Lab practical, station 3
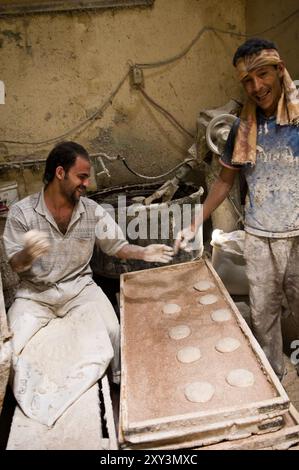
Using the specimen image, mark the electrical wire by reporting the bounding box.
[121,157,196,180]
[122,155,243,223]
[135,9,299,69]
[0,152,119,169]
[135,26,210,69]
[0,8,297,148]
[138,87,195,139]
[0,69,130,146]
[90,152,120,161]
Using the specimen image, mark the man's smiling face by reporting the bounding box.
[242,63,284,117]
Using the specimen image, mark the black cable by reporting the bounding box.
[135,9,299,69]
[0,69,130,146]
[0,8,297,147]
[121,157,196,180]
[135,26,209,69]
[139,87,195,139]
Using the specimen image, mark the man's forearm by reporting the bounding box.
[191,170,236,231]
[115,243,174,263]
[10,249,34,273]
[115,244,146,260]
[203,178,233,221]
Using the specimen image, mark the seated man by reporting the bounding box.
[4,141,173,425]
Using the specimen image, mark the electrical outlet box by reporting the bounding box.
[130,66,144,88]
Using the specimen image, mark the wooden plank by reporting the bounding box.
[7,383,105,449]
[121,414,285,450]
[122,406,299,450]
[101,374,118,450]
[198,405,299,450]
[0,272,12,414]
[119,259,289,448]
[0,230,19,310]
[0,1,154,15]
[0,270,11,342]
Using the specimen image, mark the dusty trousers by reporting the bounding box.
[7,280,120,425]
[244,233,299,379]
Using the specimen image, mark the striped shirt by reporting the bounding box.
[3,190,128,295]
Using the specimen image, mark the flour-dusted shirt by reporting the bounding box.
[3,190,128,299]
[220,111,299,238]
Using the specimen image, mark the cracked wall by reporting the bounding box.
[0,0,246,193]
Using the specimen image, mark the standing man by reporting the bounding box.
[176,38,299,380]
[4,141,173,425]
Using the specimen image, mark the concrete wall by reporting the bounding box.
[0,0,245,195]
[246,0,299,80]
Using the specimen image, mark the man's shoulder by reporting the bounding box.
[80,196,98,210]
[80,196,101,220]
[10,192,41,214]
[80,196,116,222]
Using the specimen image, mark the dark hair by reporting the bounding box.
[233,38,278,66]
[43,141,90,185]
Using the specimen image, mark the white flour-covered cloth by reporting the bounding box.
[8,281,118,426]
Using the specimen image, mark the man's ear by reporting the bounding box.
[277,62,285,78]
[56,166,65,180]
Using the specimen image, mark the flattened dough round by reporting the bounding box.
[211,308,232,322]
[184,381,215,403]
[177,346,201,364]
[168,325,191,340]
[226,369,254,388]
[215,337,240,353]
[162,303,181,315]
[194,280,215,292]
[198,294,218,305]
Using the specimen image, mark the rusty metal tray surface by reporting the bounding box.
[119,259,289,448]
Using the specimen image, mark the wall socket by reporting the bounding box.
[130,66,144,88]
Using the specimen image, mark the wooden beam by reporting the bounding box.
[0,1,154,16]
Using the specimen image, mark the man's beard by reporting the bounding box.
[66,185,86,204]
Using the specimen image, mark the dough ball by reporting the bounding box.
[162,303,181,315]
[177,346,201,364]
[23,230,50,258]
[184,381,215,403]
[168,325,191,340]
[215,337,240,353]
[198,294,218,305]
[211,308,232,322]
[226,369,254,388]
[23,229,48,246]
[193,280,215,292]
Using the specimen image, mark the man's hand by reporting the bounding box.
[10,230,50,273]
[142,244,174,263]
[174,227,196,254]
[23,230,50,260]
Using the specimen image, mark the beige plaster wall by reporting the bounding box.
[0,0,245,194]
[246,0,299,79]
